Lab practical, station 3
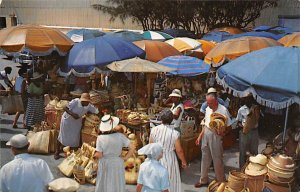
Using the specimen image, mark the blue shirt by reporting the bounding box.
[200,97,225,113]
[138,159,170,192]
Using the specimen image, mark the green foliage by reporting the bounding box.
[92,0,277,35]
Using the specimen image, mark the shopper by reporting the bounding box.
[0,66,13,90]
[94,115,135,192]
[137,143,170,192]
[0,134,54,192]
[150,109,187,192]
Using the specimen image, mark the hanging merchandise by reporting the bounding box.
[153,73,167,100]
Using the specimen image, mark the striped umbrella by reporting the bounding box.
[143,31,173,41]
[278,32,300,47]
[166,37,202,53]
[158,55,210,76]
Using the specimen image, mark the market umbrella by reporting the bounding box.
[197,40,216,55]
[104,31,144,42]
[212,27,244,34]
[228,31,283,40]
[205,36,282,67]
[62,36,145,74]
[278,32,300,47]
[66,29,105,43]
[142,31,173,41]
[107,57,174,72]
[133,40,182,62]
[253,26,273,31]
[158,55,210,76]
[254,26,294,34]
[0,25,74,56]
[216,46,300,109]
[166,37,202,53]
[162,29,198,39]
[201,31,232,43]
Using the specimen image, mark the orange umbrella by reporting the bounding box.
[212,27,244,34]
[0,25,74,56]
[197,40,216,55]
[205,36,282,67]
[278,32,300,47]
[133,40,182,62]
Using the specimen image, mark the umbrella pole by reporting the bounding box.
[282,106,289,148]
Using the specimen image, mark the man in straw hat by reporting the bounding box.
[0,134,54,192]
[163,89,184,133]
[54,93,99,160]
[194,91,232,188]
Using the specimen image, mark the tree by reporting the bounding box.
[92,0,277,35]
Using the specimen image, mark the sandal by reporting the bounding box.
[12,124,18,129]
[194,182,209,188]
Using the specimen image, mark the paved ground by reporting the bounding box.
[0,55,269,192]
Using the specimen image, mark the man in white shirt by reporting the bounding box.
[0,134,54,192]
[195,92,232,188]
[236,97,260,168]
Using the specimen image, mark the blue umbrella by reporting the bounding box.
[217,46,300,109]
[201,31,232,42]
[162,29,198,39]
[158,55,210,76]
[253,26,273,31]
[253,26,294,35]
[61,36,145,74]
[228,31,282,40]
[66,29,105,42]
[104,31,144,42]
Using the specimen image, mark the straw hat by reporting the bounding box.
[245,162,268,176]
[207,87,217,94]
[99,115,120,132]
[80,93,91,102]
[249,154,268,166]
[169,89,182,98]
[48,177,80,192]
[55,100,69,111]
[210,112,227,124]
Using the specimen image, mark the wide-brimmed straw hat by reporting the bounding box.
[55,100,69,111]
[169,89,182,98]
[249,154,268,166]
[245,162,268,176]
[80,93,91,102]
[99,115,120,132]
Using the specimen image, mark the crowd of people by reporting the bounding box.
[0,76,296,191]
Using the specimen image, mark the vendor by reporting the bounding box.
[163,89,184,133]
[54,93,99,160]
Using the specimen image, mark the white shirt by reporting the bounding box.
[170,103,184,128]
[0,153,54,192]
[204,103,232,128]
[236,105,250,127]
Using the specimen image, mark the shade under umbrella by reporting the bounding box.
[278,32,300,47]
[205,36,282,67]
[62,36,145,74]
[107,57,174,72]
[0,25,74,56]
[105,31,144,42]
[66,29,105,42]
[158,55,210,76]
[133,40,182,62]
[217,46,300,109]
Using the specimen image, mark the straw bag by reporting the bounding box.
[73,165,85,184]
[58,153,77,177]
[1,95,24,114]
[243,105,260,134]
[49,129,58,153]
[181,116,195,138]
[27,130,50,154]
[84,160,97,185]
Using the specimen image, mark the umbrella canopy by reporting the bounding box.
[64,36,145,73]
[133,40,182,62]
[197,40,216,55]
[0,25,74,56]
[107,57,174,72]
[166,37,202,53]
[201,31,232,43]
[66,29,105,42]
[228,31,283,40]
[254,26,294,34]
[212,27,244,34]
[205,36,282,67]
[104,31,144,42]
[162,29,198,39]
[142,31,173,41]
[217,46,300,109]
[158,55,210,76]
[278,32,300,47]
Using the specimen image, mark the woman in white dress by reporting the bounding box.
[94,115,135,192]
[55,93,99,160]
[150,110,187,192]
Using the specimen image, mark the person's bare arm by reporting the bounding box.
[63,106,79,119]
[175,139,187,168]
[122,143,135,161]
[136,184,143,192]
[195,128,205,146]
[173,107,182,120]
[93,151,103,160]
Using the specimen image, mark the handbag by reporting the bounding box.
[1,94,24,114]
[49,129,58,153]
[27,130,50,154]
[181,116,195,138]
[58,153,78,177]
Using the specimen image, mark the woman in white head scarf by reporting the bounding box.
[136,143,170,192]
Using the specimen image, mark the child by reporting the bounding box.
[136,143,170,192]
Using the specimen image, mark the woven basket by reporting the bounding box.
[227,171,247,192]
[73,165,85,184]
